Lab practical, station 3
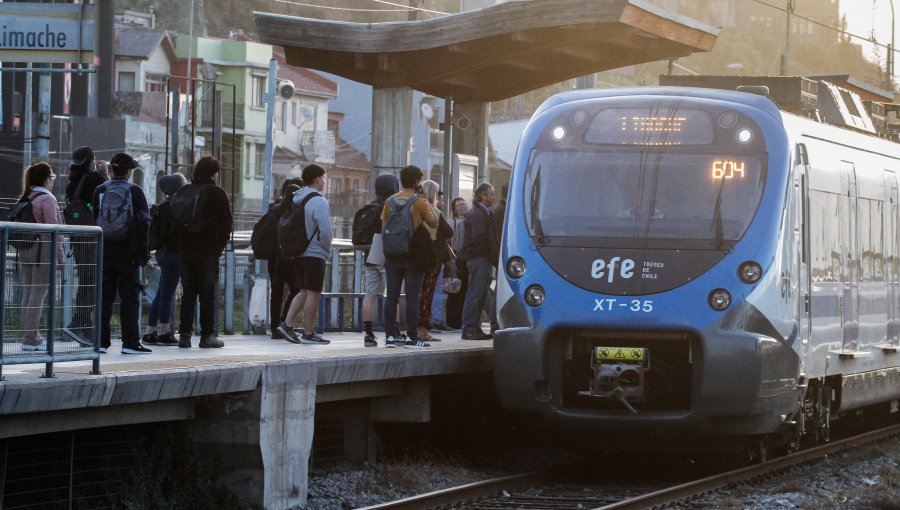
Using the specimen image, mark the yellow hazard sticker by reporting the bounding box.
[594,346,645,361]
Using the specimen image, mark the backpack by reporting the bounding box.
[148,200,172,251]
[97,180,134,241]
[381,195,418,257]
[6,192,46,249]
[277,192,321,259]
[351,201,382,247]
[63,172,96,226]
[250,202,280,261]
[167,184,208,236]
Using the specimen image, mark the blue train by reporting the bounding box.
[493,82,900,458]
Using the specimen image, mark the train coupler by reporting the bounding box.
[578,346,649,413]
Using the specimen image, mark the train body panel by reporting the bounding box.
[495,86,900,439]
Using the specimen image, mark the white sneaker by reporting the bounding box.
[385,336,399,348]
[22,341,47,351]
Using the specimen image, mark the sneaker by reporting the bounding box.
[199,335,225,348]
[461,331,493,340]
[271,329,284,340]
[142,332,158,345]
[99,347,108,354]
[22,341,47,351]
[156,332,179,346]
[404,338,431,349]
[276,322,302,344]
[122,343,152,354]
[299,332,331,345]
[385,336,399,348]
[178,333,191,348]
[430,321,456,332]
[62,327,94,347]
[364,333,378,347]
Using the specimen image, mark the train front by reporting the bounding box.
[494,88,804,437]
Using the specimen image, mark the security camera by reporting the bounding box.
[277,79,295,100]
[454,114,472,131]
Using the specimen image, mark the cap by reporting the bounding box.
[70,146,95,167]
[110,153,139,171]
[158,173,187,196]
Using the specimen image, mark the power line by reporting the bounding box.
[367,0,448,16]
[271,0,408,13]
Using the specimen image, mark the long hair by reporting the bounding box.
[420,179,439,204]
[472,182,494,205]
[20,162,53,201]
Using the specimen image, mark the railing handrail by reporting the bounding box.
[0,222,103,235]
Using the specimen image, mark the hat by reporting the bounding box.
[159,173,187,196]
[110,153,139,171]
[70,146,95,167]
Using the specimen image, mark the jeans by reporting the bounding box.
[148,249,181,327]
[101,257,141,348]
[431,265,444,323]
[384,261,425,339]
[461,257,493,334]
[179,254,219,336]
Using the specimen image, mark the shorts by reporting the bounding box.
[365,265,387,296]
[296,256,326,293]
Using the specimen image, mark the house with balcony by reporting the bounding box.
[326,111,372,238]
[172,34,337,213]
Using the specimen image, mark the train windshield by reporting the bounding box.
[524,150,765,247]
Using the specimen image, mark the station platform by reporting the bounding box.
[0,330,494,508]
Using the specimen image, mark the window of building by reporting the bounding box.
[118,72,136,92]
[255,143,266,178]
[145,73,166,92]
[328,177,342,195]
[278,102,287,132]
[292,102,298,126]
[251,75,266,108]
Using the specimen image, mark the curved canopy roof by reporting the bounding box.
[253,0,718,103]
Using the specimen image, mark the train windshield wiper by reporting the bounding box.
[712,177,727,252]
[530,165,544,238]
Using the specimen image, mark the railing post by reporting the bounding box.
[243,264,252,334]
[330,247,340,330]
[1,226,7,380]
[44,231,58,378]
[224,244,235,335]
[92,228,103,375]
[62,243,74,331]
[353,250,363,331]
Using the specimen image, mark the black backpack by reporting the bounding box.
[351,201,382,247]
[381,195,418,257]
[148,200,172,251]
[277,192,321,259]
[6,192,46,249]
[63,173,96,226]
[167,183,208,236]
[250,202,280,261]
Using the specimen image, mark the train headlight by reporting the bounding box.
[507,257,526,279]
[738,261,762,283]
[525,285,545,307]
[708,289,732,311]
[736,128,754,144]
[551,126,567,141]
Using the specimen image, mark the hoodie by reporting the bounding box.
[293,186,333,260]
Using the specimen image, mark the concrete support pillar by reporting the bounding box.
[370,87,413,198]
[452,102,491,185]
[190,365,316,509]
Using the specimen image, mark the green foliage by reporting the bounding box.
[112,424,242,510]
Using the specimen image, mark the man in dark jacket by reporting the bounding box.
[269,178,304,339]
[62,146,108,346]
[174,155,233,349]
[91,153,152,354]
[460,182,499,340]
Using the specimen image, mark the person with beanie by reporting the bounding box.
[142,173,187,347]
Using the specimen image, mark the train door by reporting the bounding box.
[840,162,860,351]
[886,171,899,346]
[796,145,811,360]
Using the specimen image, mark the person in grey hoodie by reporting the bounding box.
[280,164,333,345]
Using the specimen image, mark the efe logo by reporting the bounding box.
[591,257,635,283]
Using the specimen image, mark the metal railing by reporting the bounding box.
[1,222,102,379]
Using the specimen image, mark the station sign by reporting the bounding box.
[0,3,95,64]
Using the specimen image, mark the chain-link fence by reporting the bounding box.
[1,222,102,379]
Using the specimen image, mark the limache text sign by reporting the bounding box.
[0,3,95,64]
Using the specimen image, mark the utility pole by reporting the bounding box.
[889,0,895,90]
[408,0,421,21]
[780,0,794,76]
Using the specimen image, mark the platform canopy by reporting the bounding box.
[253,0,718,103]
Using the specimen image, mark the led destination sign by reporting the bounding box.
[587,108,714,145]
[712,160,745,179]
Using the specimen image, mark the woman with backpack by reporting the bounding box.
[142,173,187,347]
[16,162,65,351]
[414,180,454,343]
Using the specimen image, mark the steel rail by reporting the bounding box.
[593,423,900,510]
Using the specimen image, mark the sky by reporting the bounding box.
[842,1,896,67]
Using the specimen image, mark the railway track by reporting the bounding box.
[357,423,900,510]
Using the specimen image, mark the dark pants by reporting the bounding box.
[384,261,425,340]
[270,258,301,326]
[148,249,181,327]
[69,235,97,330]
[445,261,468,329]
[101,257,140,348]
[179,254,219,337]
[461,257,493,334]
